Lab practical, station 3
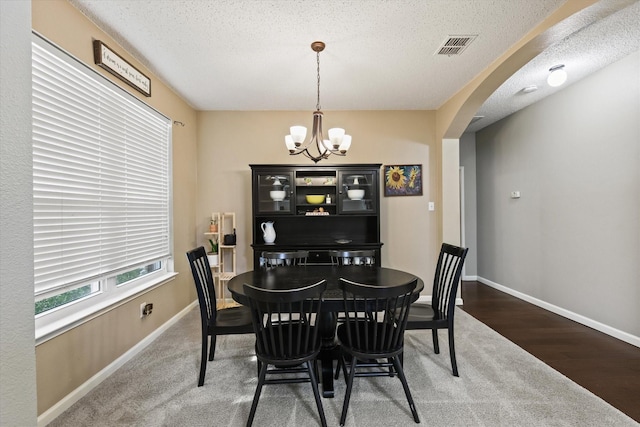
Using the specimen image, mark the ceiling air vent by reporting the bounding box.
[436,35,477,56]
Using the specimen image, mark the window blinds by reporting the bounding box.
[32,34,171,297]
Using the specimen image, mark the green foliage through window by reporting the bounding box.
[35,262,162,315]
[116,269,143,285]
[35,285,92,315]
[116,262,161,285]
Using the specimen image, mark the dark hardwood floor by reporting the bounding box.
[460,281,640,423]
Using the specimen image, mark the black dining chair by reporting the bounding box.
[186,246,253,387]
[243,279,328,427]
[404,243,468,376]
[336,278,420,426]
[260,250,309,268]
[328,249,376,266]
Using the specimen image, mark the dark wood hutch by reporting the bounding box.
[250,164,382,269]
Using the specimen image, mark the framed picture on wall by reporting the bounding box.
[383,164,423,197]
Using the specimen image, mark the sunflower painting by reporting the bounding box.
[384,165,422,196]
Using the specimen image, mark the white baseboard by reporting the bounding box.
[477,276,640,348]
[37,301,198,427]
[463,274,478,281]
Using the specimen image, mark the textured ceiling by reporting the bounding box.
[68,0,640,132]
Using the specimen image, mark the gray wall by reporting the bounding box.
[0,0,38,425]
[475,50,640,339]
[460,132,478,278]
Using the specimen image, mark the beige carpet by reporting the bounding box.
[48,307,637,426]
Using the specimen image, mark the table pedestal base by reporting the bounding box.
[318,311,339,398]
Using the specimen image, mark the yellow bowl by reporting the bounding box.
[306,195,325,204]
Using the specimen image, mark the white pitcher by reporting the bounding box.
[261,221,276,244]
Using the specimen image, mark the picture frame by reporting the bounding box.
[93,40,151,97]
[384,164,423,197]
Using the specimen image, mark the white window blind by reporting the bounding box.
[32,34,171,297]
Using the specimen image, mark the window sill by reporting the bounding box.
[35,272,177,345]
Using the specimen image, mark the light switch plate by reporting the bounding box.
[510,191,521,199]
[428,202,435,211]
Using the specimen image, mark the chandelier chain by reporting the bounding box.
[316,50,321,111]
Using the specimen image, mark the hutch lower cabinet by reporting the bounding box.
[250,164,382,269]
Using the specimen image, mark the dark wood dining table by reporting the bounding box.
[227,265,424,398]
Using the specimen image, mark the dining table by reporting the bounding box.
[227,265,424,398]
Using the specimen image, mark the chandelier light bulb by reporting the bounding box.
[547,64,567,87]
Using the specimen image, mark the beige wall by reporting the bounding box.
[196,110,440,296]
[32,0,198,415]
